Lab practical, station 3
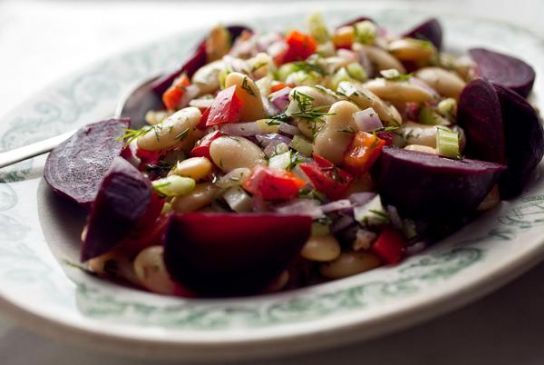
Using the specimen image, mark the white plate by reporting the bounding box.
[1,5,544,362]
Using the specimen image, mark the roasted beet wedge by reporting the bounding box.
[458,78,506,163]
[373,148,505,240]
[164,213,312,297]
[81,157,163,261]
[469,48,536,98]
[495,85,544,198]
[44,118,129,207]
[458,78,544,198]
[402,18,443,50]
[151,25,253,95]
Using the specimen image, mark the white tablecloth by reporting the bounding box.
[1,1,543,364]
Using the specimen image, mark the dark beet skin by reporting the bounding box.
[495,85,544,198]
[151,25,253,95]
[373,148,505,240]
[164,213,312,297]
[81,157,163,261]
[44,118,129,208]
[458,78,506,164]
[402,18,443,51]
[469,48,536,98]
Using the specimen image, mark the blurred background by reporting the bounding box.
[1,1,544,364]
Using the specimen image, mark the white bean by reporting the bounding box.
[287,85,339,116]
[169,157,213,181]
[353,43,406,73]
[400,122,438,147]
[171,183,219,212]
[215,167,252,189]
[388,38,436,63]
[320,252,381,279]
[363,78,435,103]
[404,144,438,155]
[209,136,265,172]
[313,100,360,164]
[225,72,266,122]
[337,81,402,126]
[192,60,225,94]
[133,246,176,295]
[87,250,139,285]
[137,107,201,151]
[415,67,466,99]
[301,235,341,262]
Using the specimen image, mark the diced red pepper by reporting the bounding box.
[299,154,354,200]
[243,166,306,201]
[343,131,386,174]
[136,147,162,166]
[277,30,318,64]
[206,85,243,126]
[196,107,210,130]
[162,74,191,110]
[190,130,223,159]
[371,228,406,265]
[270,82,288,93]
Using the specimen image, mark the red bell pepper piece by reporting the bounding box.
[191,130,223,159]
[162,74,191,110]
[299,154,354,200]
[278,30,317,64]
[371,228,406,265]
[206,85,242,126]
[196,107,210,130]
[343,131,386,174]
[243,166,306,201]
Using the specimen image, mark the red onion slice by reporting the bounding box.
[278,122,300,135]
[220,122,264,136]
[353,107,383,132]
[321,199,352,213]
[270,87,292,112]
[275,199,323,218]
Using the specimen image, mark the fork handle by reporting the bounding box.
[0,130,75,169]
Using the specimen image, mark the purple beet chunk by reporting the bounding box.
[458,78,506,164]
[402,18,443,51]
[151,25,253,95]
[44,118,129,208]
[164,213,312,297]
[373,148,505,239]
[495,84,544,198]
[469,48,536,98]
[337,16,375,28]
[81,157,153,261]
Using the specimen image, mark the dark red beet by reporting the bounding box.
[81,157,163,261]
[469,48,535,98]
[458,78,544,198]
[458,78,506,164]
[402,18,443,51]
[337,16,375,28]
[495,85,544,198]
[164,213,312,297]
[372,148,505,239]
[44,118,129,208]
[151,25,253,95]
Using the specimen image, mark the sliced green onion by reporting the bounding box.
[152,175,195,197]
[346,62,367,82]
[307,12,330,43]
[353,20,376,45]
[290,135,313,156]
[436,126,461,159]
[268,151,292,170]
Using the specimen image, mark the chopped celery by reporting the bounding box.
[346,62,367,82]
[152,175,195,197]
[307,12,330,43]
[331,67,353,89]
[353,195,390,227]
[436,126,461,159]
[285,70,321,86]
[418,105,440,125]
[290,135,314,156]
[311,221,331,236]
[316,41,336,57]
[268,151,292,170]
[353,20,376,45]
[277,63,298,81]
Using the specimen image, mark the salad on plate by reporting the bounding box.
[44,13,544,297]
